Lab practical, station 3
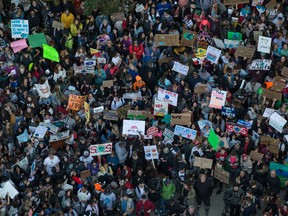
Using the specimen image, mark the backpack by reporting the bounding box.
[73,202,86,215]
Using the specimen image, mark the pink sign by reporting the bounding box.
[11,39,28,53]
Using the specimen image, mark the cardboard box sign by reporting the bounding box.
[269,139,279,155]
[154,34,180,47]
[181,30,197,47]
[265,0,277,9]
[235,46,255,59]
[224,0,249,5]
[80,170,91,179]
[171,113,192,125]
[262,88,282,101]
[214,167,230,184]
[260,135,271,145]
[194,84,208,94]
[281,67,288,78]
[250,151,264,161]
[102,80,114,88]
[194,157,213,169]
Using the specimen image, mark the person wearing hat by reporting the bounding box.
[133,75,146,91]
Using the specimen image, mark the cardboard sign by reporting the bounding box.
[146,126,158,136]
[174,125,197,140]
[270,78,286,92]
[103,110,118,121]
[250,151,264,161]
[90,143,112,156]
[52,20,64,29]
[49,130,70,142]
[171,113,191,126]
[250,59,272,70]
[163,128,174,140]
[214,167,230,184]
[172,61,189,76]
[281,66,288,78]
[260,135,272,145]
[157,88,178,106]
[269,112,287,133]
[235,46,255,59]
[68,95,87,111]
[122,120,145,135]
[154,34,179,47]
[265,0,277,9]
[117,105,130,118]
[206,46,221,64]
[209,89,227,109]
[144,145,159,160]
[158,57,173,65]
[269,139,279,155]
[257,36,272,54]
[80,170,91,179]
[194,83,208,94]
[110,12,125,21]
[127,110,146,120]
[262,88,282,101]
[154,99,168,117]
[226,122,248,136]
[102,80,114,88]
[11,19,29,38]
[181,30,196,46]
[194,157,213,169]
[253,31,262,42]
[224,0,249,5]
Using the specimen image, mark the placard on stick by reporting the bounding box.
[235,46,255,59]
[250,151,264,161]
[214,167,229,184]
[194,157,213,169]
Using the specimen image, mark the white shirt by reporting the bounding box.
[43,155,60,175]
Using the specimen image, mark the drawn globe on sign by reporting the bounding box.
[219,140,224,147]
[165,95,170,99]
[233,126,241,133]
[183,32,194,41]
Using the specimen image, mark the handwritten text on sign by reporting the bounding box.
[11,19,29,38]
[90,143,112,156]
[174,125,197,140]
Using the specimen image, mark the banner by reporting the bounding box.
[250,59,272,70]
[163,128,174,140]
[257,36,272,54]
[226,122,248,136]
[28,33,47,48]
[144,145,159,160]
[214,167,230,184]
[209,89,227,109]
[33,126,47,139]
[181,30,196,46]
[84,102,90,123]
[35,80,51,98]
[194,157,213,169]
[90,143,112,156]
[17,129,29,143]
[11,19,29,38]
[221,106,235,117]
[122,120,145,135]
[68,95,87,111]
[10,39,28,53]
[171,113,192,125]
[213,38,225,49]
[157,88,178,106]
[269,112,287,133]
[235,46,255,59]
[205,46,221,64]
[154,99,168,117]
[49,130,70,142]
[172,61,189,76]
[154,34,179,47]
[174,125,197,140]
[43,44,59,62]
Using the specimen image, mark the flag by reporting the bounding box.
[208,129,219,150]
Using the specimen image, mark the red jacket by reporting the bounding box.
[136,200,156,216]
[129,44,144,60]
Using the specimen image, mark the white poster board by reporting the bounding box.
[122,120,145,135]
[205,46,221,64]
[213,38,225,49]
[157,88,178,106]
[35,80,51,98]
[90,143,112,156]
[33,126,48,138]
[174,125,197,140]
[172,61,189,76]
[93,106,104,113]
[249,59,272,70]
[11,19,29,38]
[49,130,70,142]
[209,89,227,109]
[263,108,275,118]
[257,36,272,54]
[154,98,168,116]
[269,112,287,133]
[1,181,19,199]
[144,145,159,160]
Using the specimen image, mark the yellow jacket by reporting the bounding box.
[70,23,83,37]
[61,12,74,29]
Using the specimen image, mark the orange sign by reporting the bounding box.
[68,95,87,111]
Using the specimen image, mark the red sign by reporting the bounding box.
[146,126,159,136]
[226,122,248,136]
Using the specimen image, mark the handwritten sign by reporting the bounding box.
[11,19,29,38]
[157,88,178,106]
[224,0,249,5]
[265,0,277,9]
[281,66,288,78]
[154,34,179,47]
[122,120,145,135]
[163,128,174,141]
[102,80,114,88]
[154,99,168,117]
[260,135,272,145]
[257,36,272,54]
[127,110,146,120]
[172,61,189,76]
[209,89,227,109]
[194,83,208,94]
[214,167,230,184]
[144,145,159,160]
[250,151,264,161]
[90,143,112,156]
[269,139,279,155]
[194,157,213,169]
[103,110,118,121]
[235,46,255,59]
[68,95,87,111]
[49,130,70,142]
[226,122,248,136]
[262,88,282,101]
[181,30,196,46]
[171,113,191,125]
[250,59,272,70]
[206,46,221,64]
[269,112,287,133]
[174,125,197,140]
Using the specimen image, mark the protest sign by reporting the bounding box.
[90,143,112,156]
[253,31,262,41]
[263,108,275,118]
[197,120,212,129]
[237,120,252,129]
[28,33,47,48]
[208,129,219,150]
[281,66,288,78]
[154,34,179,46]
[174,125,197,140]
[102,80,114,88]
[228,32,242,41]
[262,88,282,101]
[18,156,29,171]
[84,102,90,123]
[43,44,59,62]
[271,81,286,93]
[10,39,28,53]
[33,126,47,139]
[146,126,158,136]
[97,57,106,64]
[194,83,208,94]
[226,122,248,136]
[257,36,272,54]
[157,88,178,106]
[158,57,174,65]
[127,110,146,120]
[223,0,249,5]
[35,80,51,98]
[171,113,192,125]
[221,106,235,117]
[249,59,272,70]
[11,19,29,38]
[154,99,168,117]
[123,92,142,100]
[163,128,174,141]
[194,157,213,169]
[235,46,256,59]
[269,112,287,133]
[265,0,277,9]
[181,30,196,46]
[224,39,241,49]
[260,135,272,145]
[17,129,29,143]
[49,130,70,142]
[144,135,153,140]
[256,5,266,14]
[270,162,288,187]
[240,6,250,16]
[209,89,227,109]
[250,151,264,161]
[122,120,145,135]
[103,110,118,121]
[117,105,130,118]
[214,167,230,184]
[84,60,96,73]
[39,122,59,134]
[195,48,207,58]
[205,46,221,64]
[68,95,87,111]
[172,61,189,76]
[93,106,104,114]
[110,12,125,21]
[213,38,225,49]
[80,170,91,179]
[52,20,64,29]
[218,137,229,149]
[1,181,19,199]
[269,139,279,155]
[196,34,212,49]
[144,145,159,160]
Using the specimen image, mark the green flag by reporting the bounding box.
[43,44,59,62]
[28,33,47,48]
[208,129,219,150]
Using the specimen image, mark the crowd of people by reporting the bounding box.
[1,0,288,215]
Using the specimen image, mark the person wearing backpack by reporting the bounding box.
[111,94,125,110]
